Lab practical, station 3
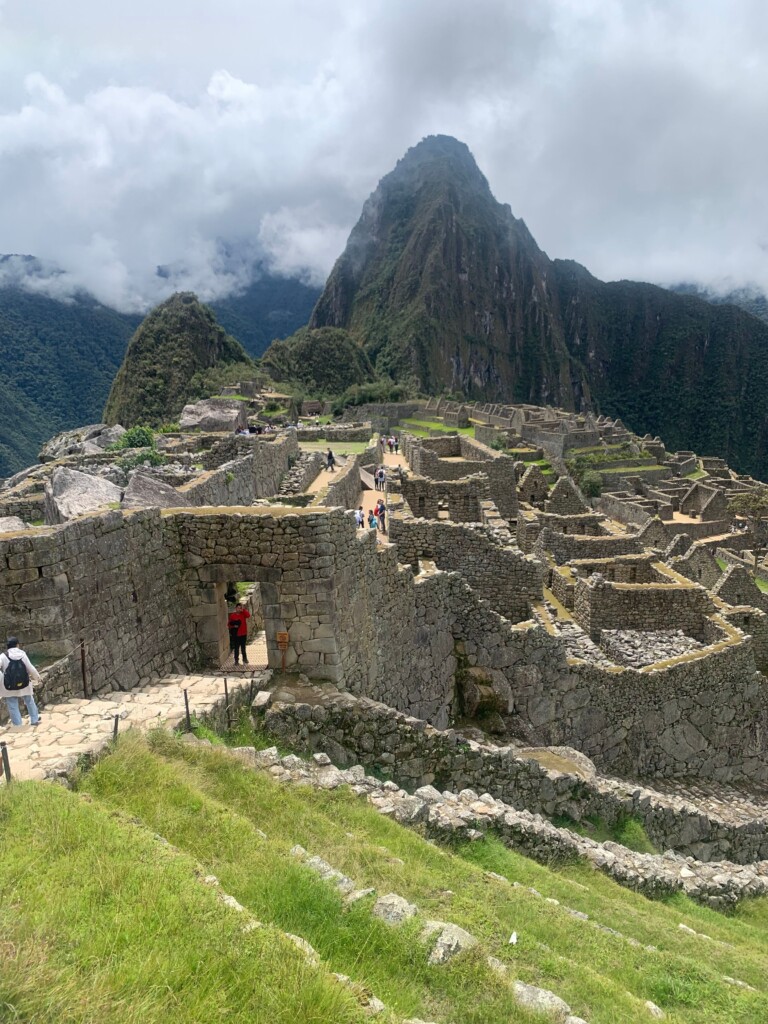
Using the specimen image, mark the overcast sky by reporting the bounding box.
[1,0,767,311]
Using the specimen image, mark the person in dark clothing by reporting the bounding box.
[227,602,251,664]
[326,449,336,472]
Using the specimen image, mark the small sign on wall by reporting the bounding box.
[276,631,289,650]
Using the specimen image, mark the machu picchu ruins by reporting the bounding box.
[2,389,768,930]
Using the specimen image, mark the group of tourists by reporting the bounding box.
[1,637,41,727]
[355,500,387,534]
[379,435,399,454]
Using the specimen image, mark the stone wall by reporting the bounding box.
[179,432,298,506]
[265,694,768,863]
[0,491,46,523]
[518,512,607,552]
[170,509,460,725]
[2,496,766,786]
[0,510,198,704]
[535,528,643,565]
[401,474,489,522]
[598,493,657,527]
[519,426,600,456]
[296,425,372,443]
[403,435,518,521]
[313,453,362,510]
[278,451,324,496]
[340,402,425,428]
[573,575,715,641]
[388,512,543,622]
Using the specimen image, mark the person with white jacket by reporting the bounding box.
[1,637,41,727]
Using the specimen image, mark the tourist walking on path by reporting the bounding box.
[355,506,365,528]
[326,449,336,472]
[394,437,399,455]
[368,509,378,531]
[377,500,387,534]
[228,602,251,665]
[377,467,386,491]
[1,637,41,727]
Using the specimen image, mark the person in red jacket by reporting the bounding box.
[227,602,251,665]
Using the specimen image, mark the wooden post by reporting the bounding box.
[276,631,289,673]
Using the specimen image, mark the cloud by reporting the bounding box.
[0,0,767,310]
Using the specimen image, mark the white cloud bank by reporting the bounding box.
[0,0,767,310]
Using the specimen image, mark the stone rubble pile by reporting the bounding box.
[599,630,703,669]
[556,622,614,667]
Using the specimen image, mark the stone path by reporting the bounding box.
[219,633,269,673]
[354,449,408,546]
[0,671,260,783]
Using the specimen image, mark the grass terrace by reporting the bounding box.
[300,440,372,455]
[400,418,474,436]
[2,730,767,1023]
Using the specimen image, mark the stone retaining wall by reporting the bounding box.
[264,694,768,864]
[179,432,297,506]
[296,425,372,442]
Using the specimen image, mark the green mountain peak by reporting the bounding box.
[103,292,252,427]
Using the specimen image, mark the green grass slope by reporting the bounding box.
[2,731,764,1024]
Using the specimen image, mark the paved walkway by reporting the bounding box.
[220,633,269,673]
[355,449,408,546]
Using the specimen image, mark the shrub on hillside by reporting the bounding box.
[581,470,603,498]
[110,425,155,450]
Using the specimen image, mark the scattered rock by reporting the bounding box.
[421,920,477,964]
[92,424,126,449]
[372,892,418,925]
[44,466,122,523]
[513,981,571,1021]
[38,423,107,462]
[179,398,248,432]
[284,932,320,964]
[644,1001,665,1019]
[121,470,191,510]
[0,516,28,532]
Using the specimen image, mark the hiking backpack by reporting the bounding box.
[3,657,29,691]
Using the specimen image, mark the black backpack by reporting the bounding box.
[4,657,29,691]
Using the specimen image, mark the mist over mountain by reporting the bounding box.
[669,282,768,325]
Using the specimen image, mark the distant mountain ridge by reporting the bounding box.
[311,134,768,477]
[0,267,319,475]
[669,282,768,324]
